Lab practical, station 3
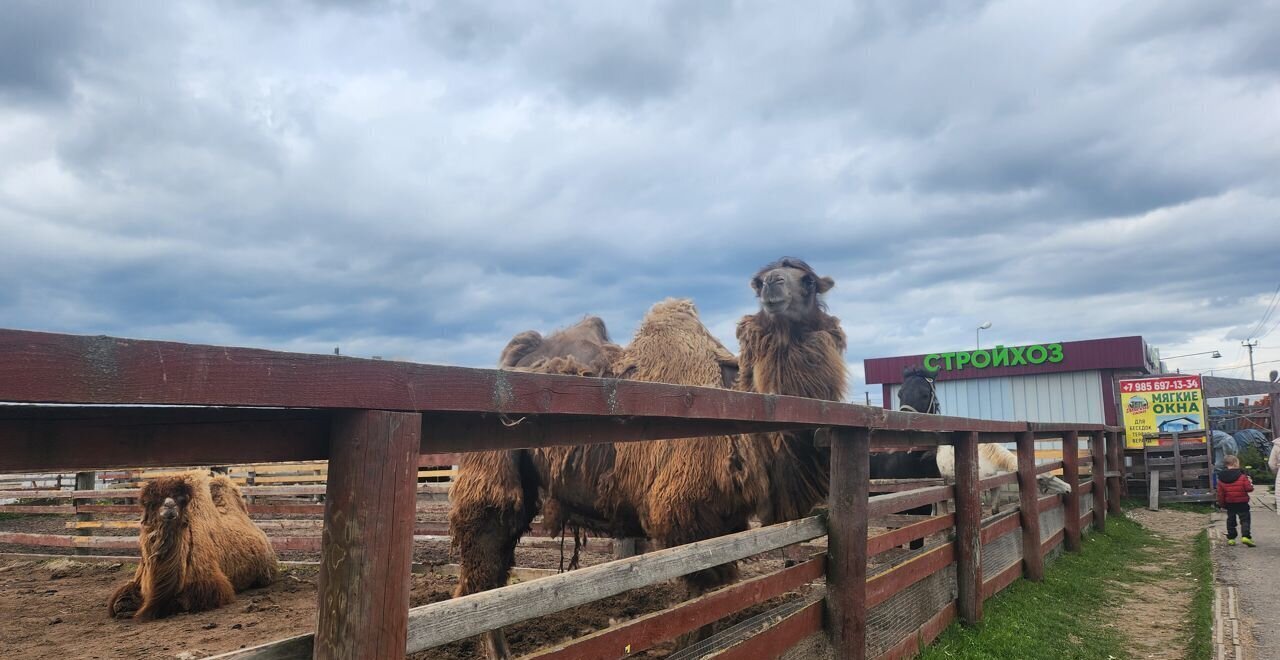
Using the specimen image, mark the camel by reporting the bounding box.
[449,258,847,658]
[108,471,277,620]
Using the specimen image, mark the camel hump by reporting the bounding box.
[209,475,249,515]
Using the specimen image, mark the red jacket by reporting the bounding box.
[1217,469,1254,506]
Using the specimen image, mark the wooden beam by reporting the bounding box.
[1015,431,1044,582]
[1106,431,1123,515]
[979,511,1020,546]
[401,517,826,653]
[827,428,870,660]
[421,412,813,454]
[315,410,421,660]
[1035,460,1064,475]
[524,555,824,660]
[0,408,330,472]
[868,514,954,557]
[980,561,1022,601]
[953,431,983,625]
[703,596,825,660]
[867,543,954,609]
[866,485,954,518]
[978,471,1018,490]
[0,328,1034,430]
[1061,430,1082,552]
[876,603,956,660]
[1090,431,1107,532]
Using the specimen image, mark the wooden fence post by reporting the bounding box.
[1091,431,1106,532]
[1015,431,1044,581]
[1062,431,1082,552]
[827,427,869,659]
[73,471,95,556]
[315,410,420,660]
[954,431,983,624]
[1107,431,1123,514]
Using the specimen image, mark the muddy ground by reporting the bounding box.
[0,552,817,659]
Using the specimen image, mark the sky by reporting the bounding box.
[3,0,1279,403]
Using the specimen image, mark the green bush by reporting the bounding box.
[1237,445,1274,484]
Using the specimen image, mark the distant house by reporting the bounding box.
[1158,417,1201,432]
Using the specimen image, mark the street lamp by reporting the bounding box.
[1162,350,1222,360]
[976,321,992,350]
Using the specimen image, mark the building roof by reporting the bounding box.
[864,335,1156,385]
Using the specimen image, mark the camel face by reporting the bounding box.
[141,477,194,527]
[750,258,834,323]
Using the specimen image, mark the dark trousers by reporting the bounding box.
[1225,502,1252,539]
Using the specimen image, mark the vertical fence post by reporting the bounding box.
[315,410,421,660]
[1090,431,1106,532]
[1107,431,1123,514]
[73,471,95,556]
[1062,431,1082,552]
[1015,430,1044,581]
[954,431,983,624]
[827,428,869,659]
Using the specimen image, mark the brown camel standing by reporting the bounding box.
[448,259,846,658]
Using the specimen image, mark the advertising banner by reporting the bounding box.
[1118,375,1205,449]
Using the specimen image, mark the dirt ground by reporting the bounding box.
[1109,508,1211,660]
[0,552,814,659]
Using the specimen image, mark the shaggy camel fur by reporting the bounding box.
[108,471,277,620]
[450,260,847,657]
[736,257,847,525]
[450,300,768,657]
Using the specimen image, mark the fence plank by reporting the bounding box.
[866,485,954,518]
[867,543,954,609]
[315,410,420,660]
[868,514,954,557]
[1016,431,1044,581]
[1107,431,1123,514]
[1091,431,1106,532]
[702,596,825,660]
[525,555,824,660]
[954,431,983,625]
[828,428,869,659]
[400,516,825,653]
[1061,430,1082,552]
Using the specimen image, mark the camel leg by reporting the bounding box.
[107,576,143,619]
[452,509,524,659]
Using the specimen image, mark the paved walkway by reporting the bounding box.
[1213,490,1280,660]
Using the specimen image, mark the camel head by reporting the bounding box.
[898,366,940,414]
[140,476,195,528]
[499,316,623,378]
[750,257,835,324]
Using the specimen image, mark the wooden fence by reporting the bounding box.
[0,328,1126,659]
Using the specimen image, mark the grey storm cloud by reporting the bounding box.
[2,0,1279,394]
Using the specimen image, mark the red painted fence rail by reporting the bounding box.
[0,328,1124,659]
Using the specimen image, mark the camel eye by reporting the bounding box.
[801,275,814,288]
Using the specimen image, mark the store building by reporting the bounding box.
[863,336,1161,425]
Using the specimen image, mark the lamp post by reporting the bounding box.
[1162,350,1222,360]
[1161,350,1221,374]
[976,321,992,350]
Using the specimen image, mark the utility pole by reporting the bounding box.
[865,391,871,406]
[1243,340,1258,380]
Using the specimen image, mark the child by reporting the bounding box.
[1217,454,1255,546]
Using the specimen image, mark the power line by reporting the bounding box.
[1248,281,1280,339]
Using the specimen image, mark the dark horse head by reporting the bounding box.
[898,366,939,414]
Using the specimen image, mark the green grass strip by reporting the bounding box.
[1186,530,1213,660]
[919,516,1161,660]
